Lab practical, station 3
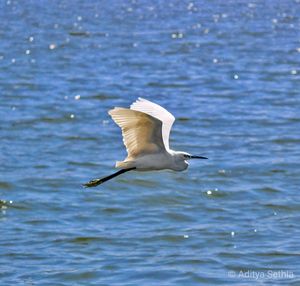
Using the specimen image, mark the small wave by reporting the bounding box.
[69,31,90,37]
[0,181,12,190]
[260,187,280,193]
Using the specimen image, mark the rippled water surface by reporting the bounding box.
[1,0,300,285]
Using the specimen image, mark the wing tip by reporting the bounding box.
[108,107,127,116]
[130,97,143,109]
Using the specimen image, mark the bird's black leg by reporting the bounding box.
[83,167,136,187]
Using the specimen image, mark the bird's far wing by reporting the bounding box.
[130,98,175,150]
[108,108,165,160]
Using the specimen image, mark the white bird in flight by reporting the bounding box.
[84,98,207,187]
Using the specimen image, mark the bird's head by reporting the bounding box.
[175,151,208,162]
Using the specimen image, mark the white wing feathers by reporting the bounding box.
[108,107,165,160]
[130,98,175,150]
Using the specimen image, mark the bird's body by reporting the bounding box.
[84,98,207,187]
[123,150,188,172]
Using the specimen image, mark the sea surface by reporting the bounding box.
[1,0,300,285]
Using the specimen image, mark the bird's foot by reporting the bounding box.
[82,178,103,188]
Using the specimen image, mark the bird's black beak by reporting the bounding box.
[190,155,208,159]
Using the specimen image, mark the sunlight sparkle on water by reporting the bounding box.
[49,44,56,50]
[291,70,297,75]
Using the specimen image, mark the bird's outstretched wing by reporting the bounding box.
[108,108,165,159]
[130,98,175,150]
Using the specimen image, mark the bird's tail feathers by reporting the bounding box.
[115,160,135,169]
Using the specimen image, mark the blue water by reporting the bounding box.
[1,0,300,285]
